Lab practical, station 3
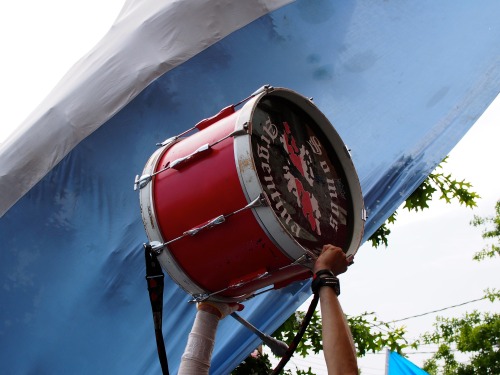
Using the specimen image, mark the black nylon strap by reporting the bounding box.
[311,270,340,296]
[269,292,320,375]
[144,244,169,375]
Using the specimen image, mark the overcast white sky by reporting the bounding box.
[1,2,499,374]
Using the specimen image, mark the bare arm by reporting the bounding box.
[314,245,358,375]
[178,302,242,375]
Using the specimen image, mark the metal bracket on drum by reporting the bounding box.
[134,129,249,191]
[184,215,225,236]
[344,144,353,158]
[147,241,166,255]
[155,85,272,146]
[134,86,274,191]
[250,84,274,98]
[189,253,314,303]
[169,128,248,170]
[169,143,211,169]
[156,135,178,148]
[134,174,153,190]
[145,194,267,254]
[189,270,270,303]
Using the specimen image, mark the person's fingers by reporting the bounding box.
[197,301,244,319]
[315,244,349,275]
[346,254,355,265]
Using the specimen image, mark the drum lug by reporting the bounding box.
[147,241,165,255]
[250,84,274,97]
[184,215,226,236]
[195,105,236,131]
[227,194,267,218]
[190,294,210,303]
[134,174,152,190]
[361,208,367,221]
[156,136,178,147]
[249,194,268,209]
[344,144,352,158]
[170,143,211,169]
[229,128,249,137]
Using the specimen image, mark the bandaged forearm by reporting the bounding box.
[178,310,219,375]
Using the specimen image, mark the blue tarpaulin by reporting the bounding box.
[1,1,499,374]
[387,351,429,375]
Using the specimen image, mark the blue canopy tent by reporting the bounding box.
[1,1,499,373]
[386,351,430,375]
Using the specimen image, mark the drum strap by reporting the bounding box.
[144,244,170,375]
[269,292,320,375]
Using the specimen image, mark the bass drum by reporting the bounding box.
[137,86,365,302]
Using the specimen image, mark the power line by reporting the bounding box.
[367,295,490,328]
[389,296,488,323]
[366,347,460,355]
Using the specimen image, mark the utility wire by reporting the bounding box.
[390,296,488,323]
[366,295,490,328]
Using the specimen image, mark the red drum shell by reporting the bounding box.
[139,87,364,302]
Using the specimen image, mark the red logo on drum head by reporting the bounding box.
[282,121,321,235]
[251,96,352,255]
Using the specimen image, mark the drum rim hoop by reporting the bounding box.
[234,86,365,261]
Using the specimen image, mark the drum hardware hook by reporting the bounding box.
[225,194,267,219]
[156,124,201,148]
[230,271,270,289]
[344,144,352,158]
[275,254,312,273]
[188,271,271,303]
[209,128,248,150]
[189,293,211,303]
[246,286,275,299]
[146,241,165,255]
[291,254,313,266]
[156,136,177,147]
[134,161,171,190]
[249,84,274,98]
[134,174,152,191]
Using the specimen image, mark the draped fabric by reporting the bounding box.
[387,351,430,375]
[1,1,499,374]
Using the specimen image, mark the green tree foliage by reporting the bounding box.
[471,200,500,261]
[421,311,500,374]
[270,310,416,358]
[369,157,480,248]
[231,346,314,375]
[421,202,500,374]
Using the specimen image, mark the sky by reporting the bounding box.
[1,1,499,374]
